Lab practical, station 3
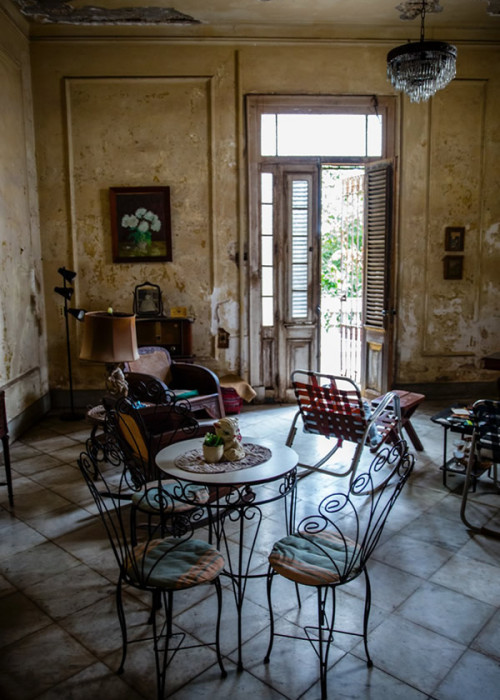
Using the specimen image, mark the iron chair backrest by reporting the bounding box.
[105,390,200,486]
[78,424,210,588]
[459,399,500,537]
[471,399,500,464]
[294,440,414,581]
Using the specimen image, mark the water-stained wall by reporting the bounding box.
[0,10,48,429]
[4,31,499,411]
[31,43,240,393]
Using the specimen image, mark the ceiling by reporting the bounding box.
[5,0,500,41]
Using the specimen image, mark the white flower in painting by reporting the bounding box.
[121,214,138,228]
[120,207,162,248]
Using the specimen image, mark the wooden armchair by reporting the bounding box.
[124,346,225,419]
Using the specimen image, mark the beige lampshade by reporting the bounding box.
[80,311,139,363]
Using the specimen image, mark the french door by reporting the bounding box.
[259,165,320,400]
[247,95,396,401]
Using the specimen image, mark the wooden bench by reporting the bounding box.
[372,390,425,452]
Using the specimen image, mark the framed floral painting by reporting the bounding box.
[109,186,172,263]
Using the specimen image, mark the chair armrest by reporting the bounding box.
[370,391,402,434]
[124,372,170,402]
[170,362,221,395]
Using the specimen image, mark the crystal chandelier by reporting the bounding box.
[387,1,457,103]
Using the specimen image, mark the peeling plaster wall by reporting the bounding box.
[28,38,500,396]
[0,8,48,425]
[398,50,500,385]
[31,43,239,391]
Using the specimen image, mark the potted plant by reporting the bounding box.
[202,432,224,463]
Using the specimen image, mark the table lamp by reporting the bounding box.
[80,310,139,396]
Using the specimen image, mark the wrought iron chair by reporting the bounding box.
[286,370,402,482]
[460,399,500,538]
[264,440,414,699]
[106,390,232,518]
[78,417,227,699]
[100,393,219,535]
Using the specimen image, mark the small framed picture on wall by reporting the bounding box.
[444,226,465,252]
[443,255,463,280]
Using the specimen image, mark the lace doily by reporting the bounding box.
[174,443,272,474]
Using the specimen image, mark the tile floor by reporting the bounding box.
[0,400,499,699]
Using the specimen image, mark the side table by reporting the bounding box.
[430,406,474,487]
[0,390,14,506]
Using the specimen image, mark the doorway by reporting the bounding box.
[320,166,365,383]
[246,95,396,401]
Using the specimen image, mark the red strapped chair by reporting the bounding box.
[286,370,401,482]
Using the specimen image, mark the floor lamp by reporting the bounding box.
[54,267,86,421]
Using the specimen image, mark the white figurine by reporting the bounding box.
[214,416,245,461]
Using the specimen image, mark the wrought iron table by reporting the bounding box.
[156,436,298,670]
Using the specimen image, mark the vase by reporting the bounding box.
[203,444,224,463]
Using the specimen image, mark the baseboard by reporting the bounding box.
[7,393,51,442]
[50,389,105,410]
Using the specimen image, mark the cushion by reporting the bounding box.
[118,413,149,460]
[131,479,210,513]
[269,531,361,586]
[127,350,173,385]
[128,537,224,589]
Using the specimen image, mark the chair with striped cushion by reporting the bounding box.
[264,440,414,700]
[78,424,226,699]
[286,370,401,483]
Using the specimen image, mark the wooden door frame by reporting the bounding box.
[246,94,397,399]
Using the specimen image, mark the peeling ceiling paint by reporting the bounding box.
[12,1,199,25]
[8,0,500,28]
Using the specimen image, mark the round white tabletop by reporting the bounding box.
[155,436,298,486]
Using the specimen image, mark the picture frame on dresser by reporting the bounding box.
[133,281,163,317]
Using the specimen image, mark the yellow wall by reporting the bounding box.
[0,9,48,427]
[1,12,499,422]
[31,42,241,393]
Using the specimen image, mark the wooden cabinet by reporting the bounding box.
[135,317,193,359]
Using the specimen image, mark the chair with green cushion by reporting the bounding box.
[124,345,225,419]
[78,422,226,699]
[264,440,414,700]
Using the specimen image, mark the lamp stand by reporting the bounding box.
[60,277,84,422]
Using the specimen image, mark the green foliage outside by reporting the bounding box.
[321,168,364,330]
